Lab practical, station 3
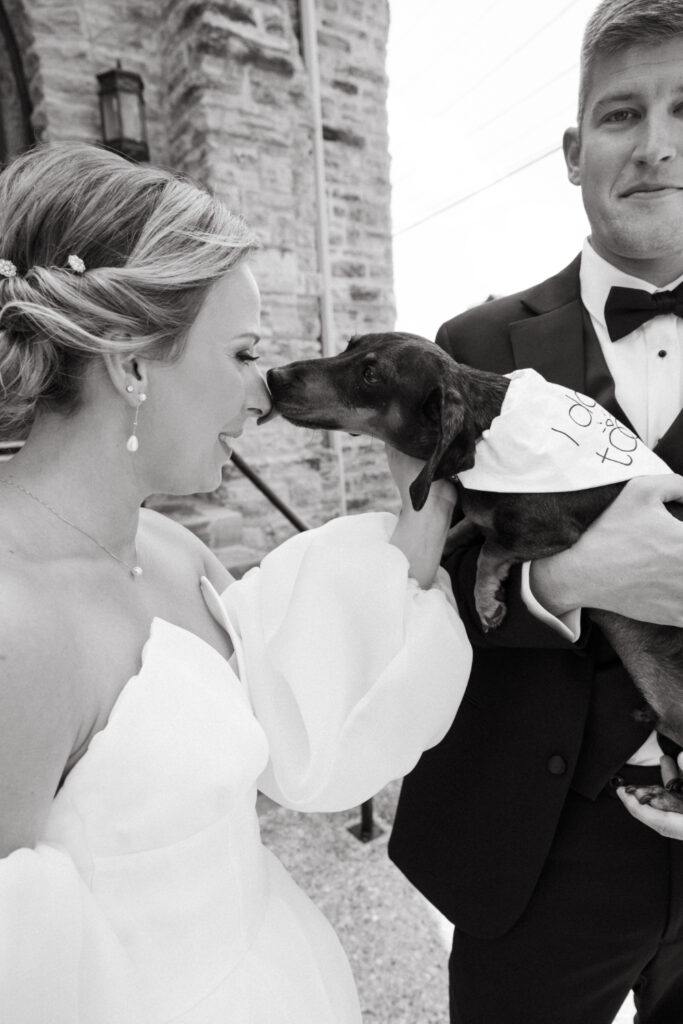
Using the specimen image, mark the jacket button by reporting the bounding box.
[547,755,567,776]
[609,774,625,789]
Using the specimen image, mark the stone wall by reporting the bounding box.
[2,0,398,554]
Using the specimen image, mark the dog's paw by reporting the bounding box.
[475,586,508,632]
[482,604,507,631]
[626,784,683,815]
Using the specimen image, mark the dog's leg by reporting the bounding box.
[589,609,683,748]
[626,752,683,814]
[474,541,520,631]
[621,784,683,813]
[474,529,580,632]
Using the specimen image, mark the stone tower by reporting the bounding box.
[0,0,397,562]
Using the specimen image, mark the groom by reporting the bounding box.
[390,1,683,1021]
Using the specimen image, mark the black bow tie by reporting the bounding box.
[604,281,683,342]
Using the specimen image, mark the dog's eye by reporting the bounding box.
[362,365,380,384]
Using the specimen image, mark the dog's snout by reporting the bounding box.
[266,365,299,398]
[266,360,333,426]
[266,365,289,387]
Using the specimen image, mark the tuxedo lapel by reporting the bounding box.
[509,300,586,392]
[509,256,586,392]
[508,254,637,434]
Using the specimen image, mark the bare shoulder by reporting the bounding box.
[0,568,80,855]
[139,506,234,593]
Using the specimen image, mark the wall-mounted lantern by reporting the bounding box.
[97,61,149,162]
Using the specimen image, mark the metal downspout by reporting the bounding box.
[299,0,348,516]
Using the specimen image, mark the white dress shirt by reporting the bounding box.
[521,238,683,765]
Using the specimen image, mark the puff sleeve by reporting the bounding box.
[219,512,471,812]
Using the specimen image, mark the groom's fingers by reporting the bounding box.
[660,754,680,790]
[617,787,683,840]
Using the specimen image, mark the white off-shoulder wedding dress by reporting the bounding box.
[0,513,471,1023]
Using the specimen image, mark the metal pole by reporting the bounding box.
[347,796,383,843]
[300,1,380,843]
[230,450,311,533]
[231,446,378,842]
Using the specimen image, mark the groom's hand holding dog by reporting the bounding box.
[531,473,683,626]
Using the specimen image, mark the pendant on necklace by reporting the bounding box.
[131,565,144,578]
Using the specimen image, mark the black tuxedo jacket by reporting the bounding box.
[388,255,683,939]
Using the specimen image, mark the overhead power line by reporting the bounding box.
[473,62,578,135]
[389,0,508,107]
[429,0,583,124]
[391,62,577,190]
[393,145,562,237]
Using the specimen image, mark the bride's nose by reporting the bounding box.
[247,364,272,420]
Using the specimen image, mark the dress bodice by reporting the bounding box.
[49,616,268,854]
[44,617,272,1021]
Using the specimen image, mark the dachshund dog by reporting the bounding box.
[267,331,683,807]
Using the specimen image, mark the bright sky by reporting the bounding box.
[386,0,599,338]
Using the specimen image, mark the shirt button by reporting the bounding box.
[658,350,668,358]
[547,755,567,776]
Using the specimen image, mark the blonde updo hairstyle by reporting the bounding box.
[0,142,259,437]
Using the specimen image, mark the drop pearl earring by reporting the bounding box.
[126,392,147,453]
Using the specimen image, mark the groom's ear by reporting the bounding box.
[563,127,581,187]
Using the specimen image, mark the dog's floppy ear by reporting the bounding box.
[409,385,475,511]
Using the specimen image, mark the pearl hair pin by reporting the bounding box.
[0,254,85,278]
[67,254,86,273]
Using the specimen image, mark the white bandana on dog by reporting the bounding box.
[457,368,672,493]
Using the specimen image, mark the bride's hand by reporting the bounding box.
[385,445,457,588]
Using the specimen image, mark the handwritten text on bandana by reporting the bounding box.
[457,368,672,493]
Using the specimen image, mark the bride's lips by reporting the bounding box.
[218,432,236,455]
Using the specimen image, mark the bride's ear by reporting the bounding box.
[102,347,149,405]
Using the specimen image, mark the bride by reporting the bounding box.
[0,142,471,1023]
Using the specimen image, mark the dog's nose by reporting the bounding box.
[267,364,299,398]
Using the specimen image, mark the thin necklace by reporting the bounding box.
[0,477,143,579]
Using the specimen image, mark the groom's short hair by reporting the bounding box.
[579,0,683,124]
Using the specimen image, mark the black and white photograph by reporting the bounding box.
[1,1,683,1021]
